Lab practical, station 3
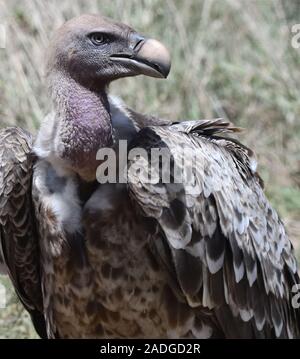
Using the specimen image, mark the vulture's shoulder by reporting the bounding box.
[127,119,300,338]
[0,127,46,338]
[109,96,170,140]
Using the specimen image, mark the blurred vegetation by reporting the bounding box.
[0,276,38,338]
[0,0,299,339]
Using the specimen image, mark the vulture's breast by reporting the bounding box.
[32,159,197,338]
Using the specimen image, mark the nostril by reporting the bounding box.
[133,38,144,52]
[130,34,145,52]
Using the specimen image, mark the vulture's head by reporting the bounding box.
[47,14,171,88]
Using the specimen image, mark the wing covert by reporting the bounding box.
[128,120,300,338]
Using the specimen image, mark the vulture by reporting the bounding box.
[0,14,299,339]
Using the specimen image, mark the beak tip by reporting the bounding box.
[158,62,171,79]
[137,38,171,79]
[163,65,171,78]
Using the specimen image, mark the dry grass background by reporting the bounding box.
[0,0,299,338]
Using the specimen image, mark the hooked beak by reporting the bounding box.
[110,34,171,79]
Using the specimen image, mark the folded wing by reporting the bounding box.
[128,119,300,338]
[0,127,46,338]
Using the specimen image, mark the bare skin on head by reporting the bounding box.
[35,14,171,181]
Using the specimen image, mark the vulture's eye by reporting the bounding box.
[90,33,109,46]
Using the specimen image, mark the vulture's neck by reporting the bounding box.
[39,71,113,181]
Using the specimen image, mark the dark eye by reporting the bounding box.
[90,33,108,46]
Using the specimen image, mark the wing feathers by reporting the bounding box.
[129,119,300,338]
[0,127,46,337]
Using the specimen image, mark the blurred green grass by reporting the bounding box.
[0,276,38,338]
[0,0,299,338]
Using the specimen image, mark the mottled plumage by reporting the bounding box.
[0,14,299,339]
[0,128,46,337]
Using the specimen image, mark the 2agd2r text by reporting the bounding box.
[144,343,201,354]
